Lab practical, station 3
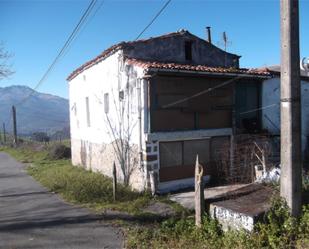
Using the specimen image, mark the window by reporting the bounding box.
[185,41,193,61]
[85,97,90,127]
[104,93,109,114]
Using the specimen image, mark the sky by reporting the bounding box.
[0,0,308,99]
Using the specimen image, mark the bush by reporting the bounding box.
[48,144,71,160]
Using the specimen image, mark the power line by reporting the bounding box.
[238,103,278,115]
[161,74,278,120]
[16,0,98,106]
[135,0,172,41]
[162,76,243,109]
[15,0,170,106]
[61,0,106,59]
[160,74,282,131]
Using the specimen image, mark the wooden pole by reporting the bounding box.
[3,123,6,144]
[195,155,205,227]
[280,0,302,217]
[12,106,17,146]
[113,162,117,201]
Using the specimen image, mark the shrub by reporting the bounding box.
[48,144,71,159]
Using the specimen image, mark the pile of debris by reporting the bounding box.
[255,165,281,183]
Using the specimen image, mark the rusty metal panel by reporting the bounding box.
[210,136,230,162]
[152,110,195,131]
[183,139,210,166]
[159,141,182,168]
[150,75,234,132]
[159,162,217,182]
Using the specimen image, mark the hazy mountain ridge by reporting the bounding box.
[0,85,69,135]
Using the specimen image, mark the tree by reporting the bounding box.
[31,132,50,143]
[0,44,14,80]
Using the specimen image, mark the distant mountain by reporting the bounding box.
[0,85,70,135]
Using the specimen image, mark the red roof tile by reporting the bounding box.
[126,58,272,77]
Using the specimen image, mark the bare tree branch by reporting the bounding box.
[0,45,14,80]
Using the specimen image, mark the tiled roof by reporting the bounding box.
[67,30,190,81]
[67,43,124,81]
[126,58,272,77]
[260,65,309,79]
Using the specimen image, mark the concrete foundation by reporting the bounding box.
[171,183,274,231]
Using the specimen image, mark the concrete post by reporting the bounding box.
[280,0,302,216]
[149,171,158,196]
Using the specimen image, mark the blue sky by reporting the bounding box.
[0,0,308,99]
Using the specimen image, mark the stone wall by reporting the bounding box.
[71,138,145,191]
[210,204,255,231]
[123,30,239,68]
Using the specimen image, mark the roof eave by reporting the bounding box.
[67,45,123,81]
[144,68,272,79]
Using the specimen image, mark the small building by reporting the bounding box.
[261,65,309,163]
[67,30,272,192]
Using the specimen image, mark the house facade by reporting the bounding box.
[67,30,273,192]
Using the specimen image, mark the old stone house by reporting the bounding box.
[67,30,276,193]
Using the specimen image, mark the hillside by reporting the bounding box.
[0,85,69,135]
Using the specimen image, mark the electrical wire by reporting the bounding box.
[61,0,106,59]
[162,76,243,109]
[238,103,278,115]
[135,0,172,41]
[16,0,98,106]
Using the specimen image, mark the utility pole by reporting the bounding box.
[3,123,6,144]
[12,106,17,146]
[280,0,302,216]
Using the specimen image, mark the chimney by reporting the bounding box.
[206,26,212,44]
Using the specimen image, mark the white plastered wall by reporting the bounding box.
[261,77,309,155]
[68,51,147,190]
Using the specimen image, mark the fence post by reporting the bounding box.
[2,123,6,144]
[149,171,158,196]
[195,155,205,227]
[113,162,117,201]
